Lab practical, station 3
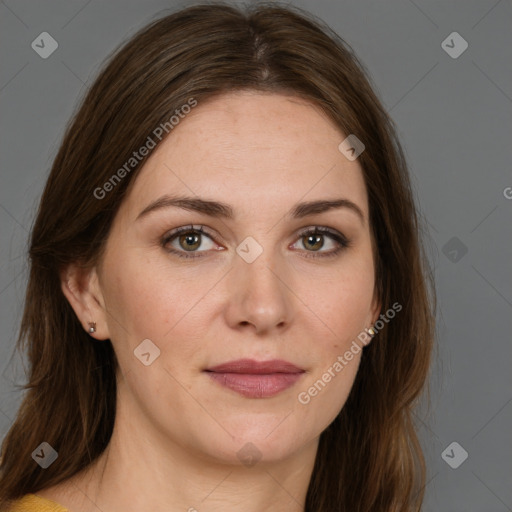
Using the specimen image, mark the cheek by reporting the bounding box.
[294,250,374,416]
[102,246,192,333]
[302,262,374,347]
[102,250,220,373]
[105,269,175,337]
[295,289,364,430]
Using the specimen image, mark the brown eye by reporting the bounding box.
[178,232,202,251]
[292,227,350,259]
[302,233,324,251]
[162,225,217,259]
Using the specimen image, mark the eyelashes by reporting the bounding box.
[295,226,350,259]
[161,225,214,259]
[161,224,351,260]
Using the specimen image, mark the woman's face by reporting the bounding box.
[90,91,380,465]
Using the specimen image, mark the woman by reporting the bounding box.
[0,2,435,511]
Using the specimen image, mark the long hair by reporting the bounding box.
[0,3,436,511]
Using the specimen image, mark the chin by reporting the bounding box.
[191,416,315,467]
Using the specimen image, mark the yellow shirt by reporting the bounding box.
[8,493,69,512]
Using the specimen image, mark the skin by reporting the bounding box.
[39,91,381,512]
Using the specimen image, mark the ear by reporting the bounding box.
[363,288,382,345]
[370,289,382,327]
[60,263,110,340]
[371,291,382,325]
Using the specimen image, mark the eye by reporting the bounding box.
[290,227,350,258]
[161,225,219,259]
[161,225,350,260]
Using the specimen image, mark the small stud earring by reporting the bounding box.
[88,322,96,334]
[367,326,376,337]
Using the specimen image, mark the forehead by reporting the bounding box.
[122,91,369,220]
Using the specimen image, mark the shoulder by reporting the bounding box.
[7,493,69,512]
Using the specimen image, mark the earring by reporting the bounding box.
[88,322,96,334]
[367,326,376,337]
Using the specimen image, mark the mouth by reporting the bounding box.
[203,359,305,399]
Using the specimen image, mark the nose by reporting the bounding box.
[223,247,293,335]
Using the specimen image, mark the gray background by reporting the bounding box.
[1,0,511,510]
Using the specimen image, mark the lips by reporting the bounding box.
[204,359,305,398]
[206,359,304,374]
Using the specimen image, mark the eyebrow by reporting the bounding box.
[136,195,365,224]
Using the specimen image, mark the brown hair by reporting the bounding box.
[0,2,435,510]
